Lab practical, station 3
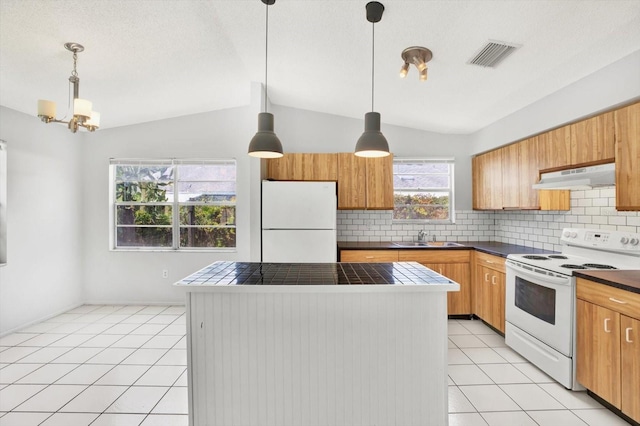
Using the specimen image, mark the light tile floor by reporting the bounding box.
[446,318,631,426]
[0,307,632,426]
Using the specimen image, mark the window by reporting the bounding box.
[111,159,236,250]
[393,158,455,223]
[0,140,6,264]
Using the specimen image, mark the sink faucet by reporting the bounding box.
[417,230,425,242]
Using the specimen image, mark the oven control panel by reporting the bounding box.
[561,228,640,252]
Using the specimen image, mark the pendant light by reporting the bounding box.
[355,1,390,158]
[248,0,284,158]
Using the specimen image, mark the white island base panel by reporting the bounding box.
[186,290,449,426]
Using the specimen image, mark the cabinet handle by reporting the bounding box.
[484,273,490,282]
[491,275,497,285]
[626,327,633,343]
[438,268,442,274]
[485,260,495,264]
[604,318,611,333]
[365,256,374,259]
[608,297,628,305]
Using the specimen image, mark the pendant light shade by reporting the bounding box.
[355,1,390,158]
[248,0,284,158]
[355,112,389,158]
[248,112,283,158]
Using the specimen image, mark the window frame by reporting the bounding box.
[109,158,237,252]
[392,157,455,224]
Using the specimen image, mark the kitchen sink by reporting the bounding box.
[391,241,464,248]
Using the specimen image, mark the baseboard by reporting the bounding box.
[0,300,84,337]
[81,299,185,306]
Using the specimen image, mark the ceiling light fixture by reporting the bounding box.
[37,42,100,133]
[399,46,433,82]
[355,1,390,158]
[248,0,284,159]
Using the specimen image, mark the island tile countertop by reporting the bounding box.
[175,261,459,289]
[574,270,640,294]
[337,241,558,258]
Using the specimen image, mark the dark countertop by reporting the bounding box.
[574,270,640,294]
[337,241,558,258]
[175,261,457,287]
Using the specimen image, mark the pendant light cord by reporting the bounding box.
[371,21,375,112]
[264,2,269,113]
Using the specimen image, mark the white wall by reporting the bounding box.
[0,107,84,335]
[471,49,640,154]
[81,106,258,305]
[271,105,474,210]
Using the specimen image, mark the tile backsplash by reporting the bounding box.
[337,186,640,252]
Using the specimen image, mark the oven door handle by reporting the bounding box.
[506,263,571,286]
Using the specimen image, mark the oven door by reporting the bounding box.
[505,260,574,357]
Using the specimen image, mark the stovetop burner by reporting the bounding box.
[523,255,549,260]
[559,264,588,270]
[548,255,568,259]
[583,263,617,270]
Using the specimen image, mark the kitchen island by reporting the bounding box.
[175,261,459,426]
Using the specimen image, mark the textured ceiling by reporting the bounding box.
[1,0,639,134]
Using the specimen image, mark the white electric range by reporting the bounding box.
[504,228,640,390]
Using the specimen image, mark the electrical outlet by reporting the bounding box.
[162,269,169,279]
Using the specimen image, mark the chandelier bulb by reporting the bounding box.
[419,68,428,81]
[399,62,409,78]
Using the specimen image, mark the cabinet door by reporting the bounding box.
[576,299,621,408]
[539,126,572,170]
[442,263,471,315]
[501,143,520,208]
[267,153,338,181]
[337,153,367,209]
[518,137,540,209]
[366,155,394,209]
[479,266,493,323]
[621,315,640,422]
[615,102,640,211]
[473,150,503,209]
[339,250,398,262]
[571,111,616,165]
[490,271,505,333]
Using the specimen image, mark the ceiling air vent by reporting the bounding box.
[468,40,520,68]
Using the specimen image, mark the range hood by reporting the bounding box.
[532,163,615,190]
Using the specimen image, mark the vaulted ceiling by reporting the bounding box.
[1,0,639,134]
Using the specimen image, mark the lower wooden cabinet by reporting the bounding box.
[472,252,506,333]
[398,250,471,315]
[576,278,640,423]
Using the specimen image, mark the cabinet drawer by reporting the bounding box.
[398,250,471,264]
[340,250,398,262]
[577,278,640,320]
[474,251,506,273]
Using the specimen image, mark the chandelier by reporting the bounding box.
[37,42,100,133]
[399,46,433,81]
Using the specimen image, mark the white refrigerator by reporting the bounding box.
[262,180,337,262]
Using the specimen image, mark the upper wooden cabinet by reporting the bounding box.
[337,153,393,210]
[474,142,569,211]
[538,125,572,170]
[570,111,616,166]
[614,102,640,210]
[266,153,337,181]
[472,149,502,210]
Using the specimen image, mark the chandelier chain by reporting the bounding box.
[72,51,78,78]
